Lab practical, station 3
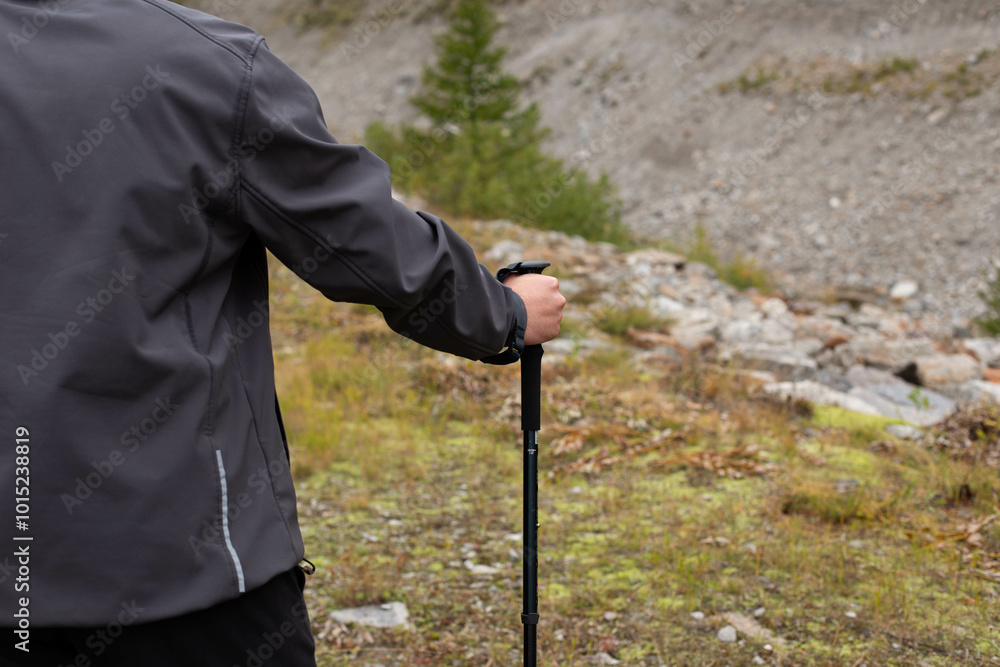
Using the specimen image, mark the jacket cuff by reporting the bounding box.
[479,291,526,366]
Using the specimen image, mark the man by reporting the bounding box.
[0,0,565,664]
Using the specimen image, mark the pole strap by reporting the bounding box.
[521,613,540,625]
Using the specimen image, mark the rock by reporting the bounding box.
[795,315,855,342]
[708,293,736,319]
[684,262,718,279]
[625,248,685,270]
[822,334,851,350]
[764,380,883,417]
[722,345,817,381]
[591,652,620,665]
[484,239,524,265]
[962,338,1000,368]
[464,560,502,575]
[886,423,924,440]
[837,335,937,372]
[814,367,852,393]
[906,353,980,388]
[651,295,687,317]
[761,297,789,318]
[721,318,794,345]
[625,327,677,350]
[544,337,602,358]
[847,384,955,426]
[722,612,783,645]
[329,602,413,630]
[927,106,950,125]
[717,625,738,643]
[985,368,1000,384]
[957,380,1000,404]
[889,280,919,301]
[671,322,719,350]
[845,364,907,388]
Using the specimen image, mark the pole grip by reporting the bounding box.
[520,344,543,432]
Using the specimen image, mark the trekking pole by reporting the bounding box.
[503,260,550,667]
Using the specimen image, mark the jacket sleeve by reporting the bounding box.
[235,39,520,360]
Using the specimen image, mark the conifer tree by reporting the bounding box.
[411,0,535,134]
[364,0,625,244]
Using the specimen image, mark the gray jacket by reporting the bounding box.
[0,0,521,626]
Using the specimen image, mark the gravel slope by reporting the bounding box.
[197,0,1000,328]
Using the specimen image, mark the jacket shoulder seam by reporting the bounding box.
[138,0,258,65]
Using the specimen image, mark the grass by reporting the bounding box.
[591,305,672,337]
[720,50,997,103]
[664,223,774,292]
[266,245,1000,665]
[285,0,367,39]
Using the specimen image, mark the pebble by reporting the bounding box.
[690,611,705,621]
[717,625,738,643]
[889,280,919,301]
[329,602,413,630]
[886,423,924,440]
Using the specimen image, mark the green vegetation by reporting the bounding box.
[721,50,997,102]
[363,0,626,245]
[975,261,1000,336]
[287,0,366,37]
[591,304,672,337]
[670,223,773,292]
[718,67,781,94]
[820,56,918,96]
[266,247,1000,665]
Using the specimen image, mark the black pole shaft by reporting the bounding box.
[521,343,543,667]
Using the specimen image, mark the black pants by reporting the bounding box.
[0,567,317,667]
